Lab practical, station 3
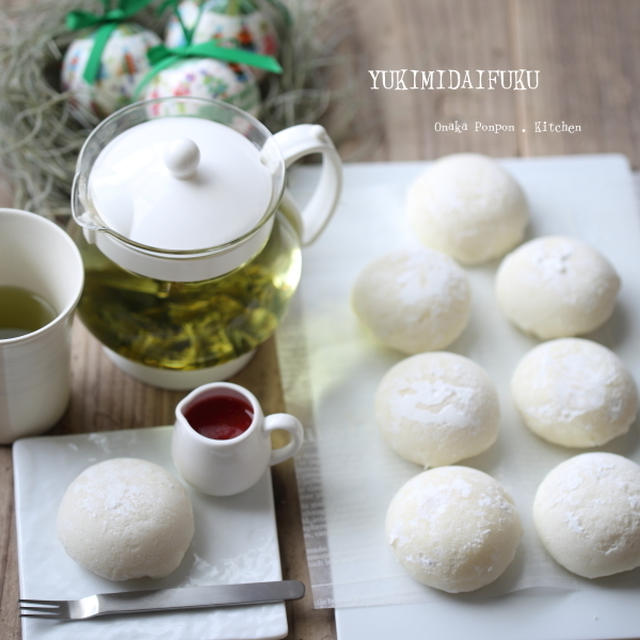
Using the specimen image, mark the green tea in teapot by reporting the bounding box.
[76,212,301,370]
[0,285,57,339]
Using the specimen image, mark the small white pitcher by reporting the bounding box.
[172,382,303,496]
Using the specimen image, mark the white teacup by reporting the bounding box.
[172,382,304,496]
[0,209,84,443]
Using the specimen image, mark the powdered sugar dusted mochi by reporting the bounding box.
[406,153,529,264]
[351,248,471,354]
[386,466,522,592]
[496,235,620,339]
[57,458,194,581]
[512,338,638,448]
[533,453,640,578]
[375,352,499,467]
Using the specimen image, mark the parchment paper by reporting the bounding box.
[277,156,640,608]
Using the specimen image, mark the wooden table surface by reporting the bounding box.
[2,1,640,638]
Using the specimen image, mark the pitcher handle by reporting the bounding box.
[264,413,304,466]
[272,124,342,246]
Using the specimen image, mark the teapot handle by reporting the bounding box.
[272,124,342,246]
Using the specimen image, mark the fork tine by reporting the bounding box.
[19,599,65,619]
[19,599,63,607]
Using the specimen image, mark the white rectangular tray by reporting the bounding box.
[13,426,288,640]
[283,155,640,640]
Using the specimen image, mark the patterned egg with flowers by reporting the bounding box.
[61,23,161,118]
[165,0,279,79]
[141,57,261,115]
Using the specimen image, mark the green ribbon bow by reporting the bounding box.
[134,41,282,98]
[66,0,155,84]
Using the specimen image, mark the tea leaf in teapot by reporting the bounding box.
[77,215,301,370]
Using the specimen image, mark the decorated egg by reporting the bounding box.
[61,23,161,117]
[142,57,261,115]
[165,0,279,79]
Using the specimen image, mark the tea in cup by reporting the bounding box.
[172,382,304,496]
[0,285,57,339]
[0,209,84,443]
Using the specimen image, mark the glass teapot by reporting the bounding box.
[71,96,342,389]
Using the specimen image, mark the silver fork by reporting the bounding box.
[20,579,305,621]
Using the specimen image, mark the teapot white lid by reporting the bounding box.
[87,116,275,251]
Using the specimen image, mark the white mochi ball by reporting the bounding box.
[351,248,471,354]
[386,466,522,592]
[406,153,529,264]
[496,235,620,339]
[375,352,500,467]
[57,458,195,581]
[533,453,640,578]
[511,338,638,448]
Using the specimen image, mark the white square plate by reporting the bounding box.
[13,426,288,640]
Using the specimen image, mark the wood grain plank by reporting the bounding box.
[272,458,337,640]
[512,0,640,167]
[61,320,183,433]
[0,448,19,640]
[349,0,520,160]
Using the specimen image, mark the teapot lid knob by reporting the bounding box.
[164,138,200,179]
